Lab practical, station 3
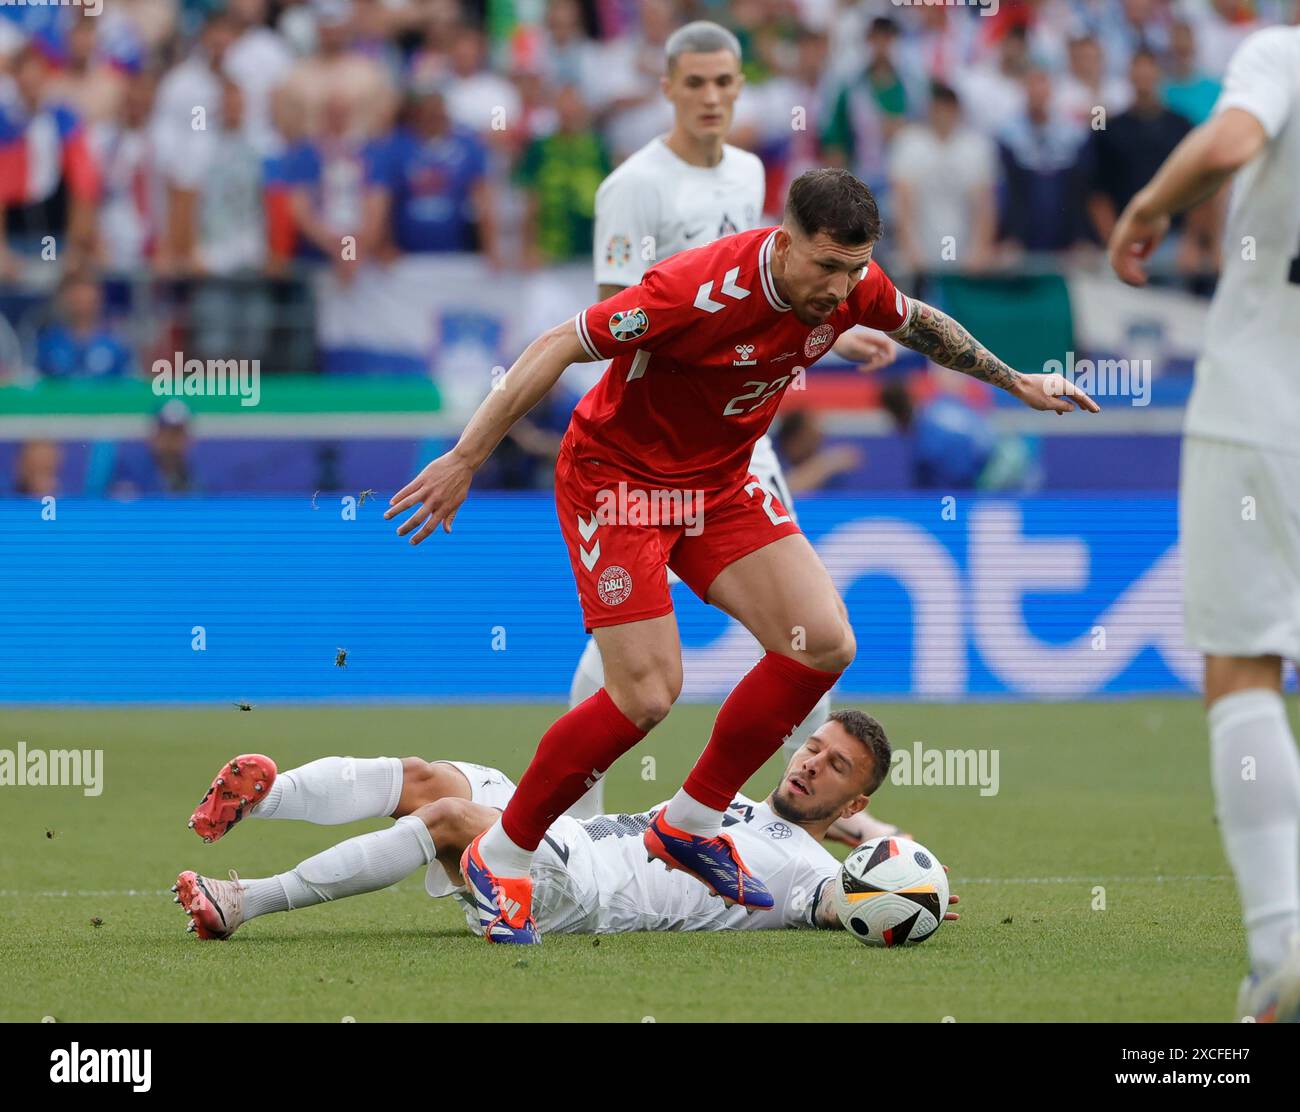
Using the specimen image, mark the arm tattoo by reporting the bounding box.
[890,299,1020,392]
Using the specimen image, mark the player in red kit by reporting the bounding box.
[387,169,1098,943]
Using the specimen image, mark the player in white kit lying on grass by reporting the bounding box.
[173,709,957,938]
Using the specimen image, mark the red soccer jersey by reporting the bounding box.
[567,225,912,491]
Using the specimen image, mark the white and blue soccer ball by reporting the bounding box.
[835,835,948,947]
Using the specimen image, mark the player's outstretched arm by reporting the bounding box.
[1109,108,1268,286]
[385,321,591,545]
[888,300,1100,415]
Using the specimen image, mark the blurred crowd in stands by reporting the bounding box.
[2,0,1293,381]
[0,0,1290,496]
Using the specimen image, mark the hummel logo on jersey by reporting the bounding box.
[694,267,751,313]
[733,343,756,366]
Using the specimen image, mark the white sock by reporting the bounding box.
[253,756,403,824]
[565,639,609,819]
[477,819,534,877]
[243,815,436,920]
[782,692,831,762]
[1209,688,1300,974]
[663,788,725,837]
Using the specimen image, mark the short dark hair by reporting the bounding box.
[784,168,883,246]
[827,708,892,796]
[930,80,959,108]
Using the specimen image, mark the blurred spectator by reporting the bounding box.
[773,410,862,494]
[1190,0,1264,78]
[34,269,135,380]
[186,78,272,359]
[1086,49,1192,248]
[0,44,101,274]
[534,0,608,108]
[883,377,993,491]
[745,27,836,208]
[822,17,913,195]
[1162,21,1221,127]
[376,88,497,262]
[440,24,522,142]
[110,399,197,496]
[223,0,295,156]
[1056,35,1132,127]
[45,16,128,128]
[598,0,679,161]
[93,70,162,272]
[280,0,398,141]
[150,11,236,275]
[953,23,1030,137]
[888,83,996,275]
[103,0,180,53]
[516,84,610,267]
[997,67,1091,256]
[14,439,62,497]
[894,6,977,90]
[192,79,266,276]
[1097,0,1173,78]
[288,91,389,282]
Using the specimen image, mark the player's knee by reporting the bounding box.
[613,677,679,730]
[413,796,472,840]
[605,657,681,730]
[804,619,856,673]
[400,758,460,808]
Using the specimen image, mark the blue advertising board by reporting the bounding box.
[0,495,1198,703]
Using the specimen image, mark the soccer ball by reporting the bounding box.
[835,835,948,947]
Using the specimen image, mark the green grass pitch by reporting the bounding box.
[0,699,1270,1022]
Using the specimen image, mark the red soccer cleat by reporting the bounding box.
[173,870,246,940]
[187,754,277,843]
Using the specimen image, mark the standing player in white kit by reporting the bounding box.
[1110,25,1300,1021]
[565,22,901,847]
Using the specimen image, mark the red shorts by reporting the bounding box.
[554,448,802,631]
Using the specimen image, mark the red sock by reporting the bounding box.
[500,689,646,850]
[683,652,842,812]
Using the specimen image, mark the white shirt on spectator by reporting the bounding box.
[888,122,996,269]
[224,26,296,156]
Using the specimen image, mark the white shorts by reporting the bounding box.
[422,762,602,935]
[423,761,516,898]
[1181,436,1300,661]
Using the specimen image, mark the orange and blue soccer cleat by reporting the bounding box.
[459,832,540,944]
[644,808,774,910]
[187,754,276,843]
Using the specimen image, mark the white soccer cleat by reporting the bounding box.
[1236,940,1300,1022]
[174,869,247,941]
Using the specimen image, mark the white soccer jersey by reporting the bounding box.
[444,793,840,936]
[593,136,766,288]
[560,795,838,933]
[1184,27,1300,456]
